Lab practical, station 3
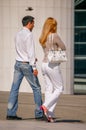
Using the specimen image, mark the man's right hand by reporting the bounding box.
[33,69,38,76]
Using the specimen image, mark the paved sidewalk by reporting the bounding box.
[0,92,86,130]
[0,119,86,130]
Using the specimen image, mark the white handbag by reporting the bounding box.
[48,48,67,63]
[47,34,67,63]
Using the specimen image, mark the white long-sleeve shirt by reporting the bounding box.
[15,27,36,68]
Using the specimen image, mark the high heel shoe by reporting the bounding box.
[47,117,55,123]
[40,105,48,120]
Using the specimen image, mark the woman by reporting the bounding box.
[39,17,66,122]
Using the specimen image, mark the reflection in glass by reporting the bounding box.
[75,28,86,42]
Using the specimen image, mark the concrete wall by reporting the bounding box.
[0,0,74,94]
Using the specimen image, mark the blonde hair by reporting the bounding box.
[39,17,57,47]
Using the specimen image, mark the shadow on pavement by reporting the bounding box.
[54,119,83,123]
[22,117,83,123]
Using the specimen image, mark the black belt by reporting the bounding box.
[22,62,29,64]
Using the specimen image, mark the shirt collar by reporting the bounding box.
[23,27,30,32]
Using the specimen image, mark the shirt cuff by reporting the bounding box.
[32,64,37,70]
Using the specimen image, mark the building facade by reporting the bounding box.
[74,0,86,94]
[0,0,85,94]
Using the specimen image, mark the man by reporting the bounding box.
[6,16,43,120]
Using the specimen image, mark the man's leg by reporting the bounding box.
[23,64,43,118]
[7,63,23,117]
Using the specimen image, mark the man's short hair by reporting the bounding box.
[22,15,34,26]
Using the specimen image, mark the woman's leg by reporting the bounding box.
[43,63,63,111]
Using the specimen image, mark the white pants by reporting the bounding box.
[41,62,63,117]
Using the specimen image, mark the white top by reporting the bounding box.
[15,27,36,68]
[42,33,66,62]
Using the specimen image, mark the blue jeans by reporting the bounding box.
[7,61,43,118]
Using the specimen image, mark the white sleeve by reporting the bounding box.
[26,33,36,69]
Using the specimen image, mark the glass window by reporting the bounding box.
[75,28,86,42]
[74,60,86,74]
[75,11,86,26]
[75,0,86,9]
[74,0,86,94]
[74,44,86,55]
